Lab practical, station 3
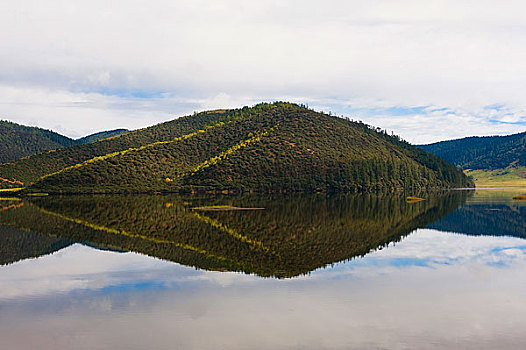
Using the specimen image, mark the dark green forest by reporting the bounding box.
[0,120,128,165]
[1,103,472,193]
[0,120,77,163]
[419,131,526,170]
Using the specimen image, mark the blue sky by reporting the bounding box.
[1,0,525,143]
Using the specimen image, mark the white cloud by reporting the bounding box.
[0,1,525,142]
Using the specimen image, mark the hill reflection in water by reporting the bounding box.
[428,189,526,238]
[0,192,467,277]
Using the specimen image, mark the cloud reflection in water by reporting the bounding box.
[1,228,526,349]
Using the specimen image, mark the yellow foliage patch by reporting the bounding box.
[39,121,232,181]
[190,127,276,176]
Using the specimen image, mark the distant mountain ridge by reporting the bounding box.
[0,102,472,193]
[0,120,128,164]
[0,120,77,163]
[419,131,526,170]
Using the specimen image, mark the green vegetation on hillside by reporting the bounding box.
[0,110,239,188]
[419,131,525,170]
[0,120,127,172]
[1,103,472,193]
[0,120,77,163]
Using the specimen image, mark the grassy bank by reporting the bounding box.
[465,166,526,187]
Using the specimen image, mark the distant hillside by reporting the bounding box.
[419,131,526,187]
[419,131,526,170]
[0,120,77,163]
[0,103,472,193]
[77,129,128,144]
[0,121,129,165]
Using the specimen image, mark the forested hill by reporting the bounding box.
[1,102,472,193]
[419,131,526,170]
[0,120,77,163]
[76,129,128,144]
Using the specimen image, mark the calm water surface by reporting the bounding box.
[0,189,525,349]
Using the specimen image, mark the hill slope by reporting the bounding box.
[76,129,128,144]
[0,120,77,163]
[419,132,526,170]
[1,103,472,193]
[0,110,238,188]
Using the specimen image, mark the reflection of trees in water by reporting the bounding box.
[0,224,72,265]
[428,202,526,238]
[0,192,465,277]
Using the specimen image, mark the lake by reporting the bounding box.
[0,189,525,349]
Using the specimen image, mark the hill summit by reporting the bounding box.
[1,102,472,193]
